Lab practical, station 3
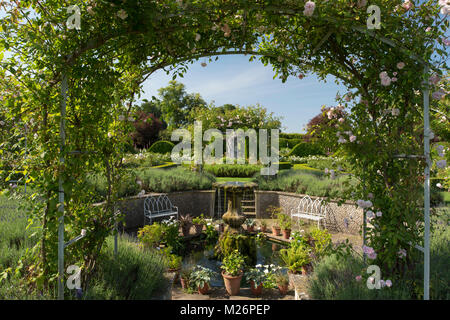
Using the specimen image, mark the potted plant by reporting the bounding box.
[275,272,290,295]
[271,222,281,236]
[221,250,245,296]
[190,265,216,295]
[278,213,292,239]
[279,245,311,275]
[259,220,267,233]
[245,266,267,296]
[246,218,256,232]
[180,214,193,237]
[180,266,193,290]
[192,214,206,235]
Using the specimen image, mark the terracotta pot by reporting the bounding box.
[249,280,263,296]
[222,271,243,296]
[260,225,267,233]
[198,282,209,295]
[180,277,189,289]
[247,226,254,232]
[282,229,291,239]
[168,268,180,282]
[194,224,203,234]
[278,283,289,295]
[181,225,191,237]
[272,226,281,236]
[302,265,310,276]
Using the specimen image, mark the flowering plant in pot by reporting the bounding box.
[275,272,290,295]
[192,214,206,235]
[190,265,216,295]
[278,213,292,239]
[246,218,256,232]
[221,250,245,296]
[179,214,193,237]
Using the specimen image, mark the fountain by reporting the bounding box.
[213,181,258,233]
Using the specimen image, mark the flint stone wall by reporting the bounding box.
[114,190,215,232]
[255,190,363,234]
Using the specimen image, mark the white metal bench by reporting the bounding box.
[144,194,178,225]
[291,195,327,229]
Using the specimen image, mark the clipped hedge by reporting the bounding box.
[280,133,304,140]
[148,140,174,154]
[203,163,262,177]
[279,138,303,149]
[288,142,324,157]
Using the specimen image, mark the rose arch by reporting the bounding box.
[0,0,448,300]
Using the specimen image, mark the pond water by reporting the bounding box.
[183,240,287,287]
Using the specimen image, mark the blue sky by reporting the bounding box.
[140,55,347,133]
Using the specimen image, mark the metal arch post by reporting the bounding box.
[423,65,430,301]
[58,71,68,300]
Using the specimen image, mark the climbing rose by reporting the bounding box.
[432,89,446,100]
[349,135,357,142]
[368,252,377,259]
[304,1,315,17]
[357,0,367,8]
[368,193,374,199]
[436,183,443,189]
[117,9,128,20]
[87,6,94,15]
[376,211,382,217]
[391,77,398,82]
[380,71,391,86]
[338,137,347,144]
[363,245,374,255]
[355,275,362,281]
[366,211,375,219]
[386,280,392,287]
[443,38,450,46]
[429,74,441,85]
[398,249,407,258]
[338,117,345,123]
[402,0,413,11]
[397,62,405,69]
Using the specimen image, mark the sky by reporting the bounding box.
[139,55,347,133]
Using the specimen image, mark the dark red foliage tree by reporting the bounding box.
[130,111,166,149]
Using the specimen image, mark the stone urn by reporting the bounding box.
[213,182,258,234]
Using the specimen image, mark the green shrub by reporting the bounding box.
[279,133,304,140]
[279,138,303,149]
[254,170,355,199]
[288,142,324,157]
[275,162,293,170]
[84,235,168,300]
[148,141,175,154]
[203,163,262,177]
[138,167,215,193]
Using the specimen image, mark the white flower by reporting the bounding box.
[195,33,201,41]
[392,108,400,116]
[117,9,128,20]
[376,211,383,217]
[397,62,405,69]
[436,183,443,189]
[385,280,392,287]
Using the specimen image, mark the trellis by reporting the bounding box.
[52,5,438,300]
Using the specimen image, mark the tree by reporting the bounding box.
[136,98,163,119]
[130,111,166,149]
[154,81,207,128]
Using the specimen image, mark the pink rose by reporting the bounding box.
[304,1,316,17]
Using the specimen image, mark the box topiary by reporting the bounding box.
[148,140,175,154]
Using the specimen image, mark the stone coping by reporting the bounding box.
[254,190,357,206]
